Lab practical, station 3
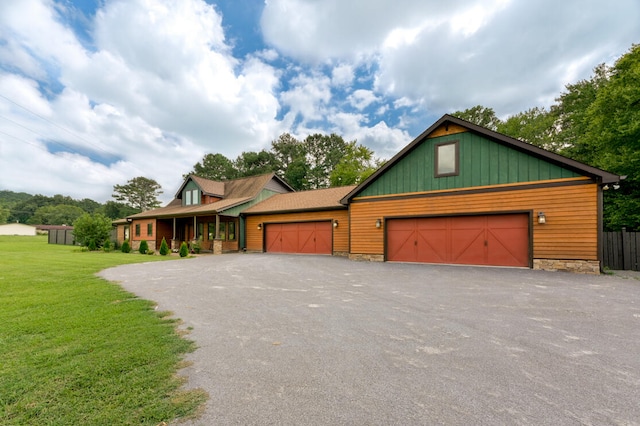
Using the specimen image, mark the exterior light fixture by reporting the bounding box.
[613,183,620,190]
[375,218,382,229]
[538,212,546,224]
[603,184,610,190]
[333,220,338,228]
[257,223,262,230]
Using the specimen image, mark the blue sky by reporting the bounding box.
[1,0,639,203]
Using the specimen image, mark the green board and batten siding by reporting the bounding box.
[358,132,581,197]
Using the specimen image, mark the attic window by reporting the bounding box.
[435,141,459,177]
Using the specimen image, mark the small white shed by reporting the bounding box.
[0,223,37,236]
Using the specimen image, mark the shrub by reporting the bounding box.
[147,249,155,255]
[103,240,111,252]
[192,237,202,254]
[73,213,112,249]
[179,241,189,258]
[121,240,131,253]
[159,237,170,256]
[88,239,97,251]
[139,240,148,254]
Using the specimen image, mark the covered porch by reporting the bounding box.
[156,214,240,254]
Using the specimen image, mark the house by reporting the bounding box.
[0,223,37,236]
[117,114,622,274]
[242,185,356,256]
[117,173,293,253]
[340,114,623,274]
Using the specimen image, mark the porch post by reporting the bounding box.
[172,218,176,240]
[193,216,197,239]
[213,214,222,255]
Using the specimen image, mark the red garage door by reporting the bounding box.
[265,222,332,254]
[387,214,529,267]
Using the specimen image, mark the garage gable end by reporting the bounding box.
[358,131,581,197]
[341,114,621,204]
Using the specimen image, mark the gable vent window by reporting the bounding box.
[435,141,459,177]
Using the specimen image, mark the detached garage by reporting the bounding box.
[341,114,623,273]
[243,186,355,256]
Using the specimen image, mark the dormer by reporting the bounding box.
[176,175,226,207]
[181,180,201,206]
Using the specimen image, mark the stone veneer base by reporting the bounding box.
[533,259,600,275]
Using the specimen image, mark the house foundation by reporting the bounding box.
[533,259,600,274]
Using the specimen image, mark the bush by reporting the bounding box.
[73,213,112,249]
[159,237,170,256]
[87,239,97,251]
[139,240,148,254]
[179,241,189,258]
[121,240,131,253]
[103,240,111,252]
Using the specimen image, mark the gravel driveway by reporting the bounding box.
[99,254,640,425]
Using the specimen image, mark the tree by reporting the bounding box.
[330,142,380,187]
[304,133,348,189]
[271,133,310,190]
[28,204,85,225]
[73,213,112,248]
[451,105,501,130]
[0,206,9,224]
[234,150,279,177]
[188,153,238,181]
[112,177,163,212]
[497,107,558,151]
[100,201,140,220]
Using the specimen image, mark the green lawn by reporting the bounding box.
[0,236,206,425]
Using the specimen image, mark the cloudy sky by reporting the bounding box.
[1,0,638,203]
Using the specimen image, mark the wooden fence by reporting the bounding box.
[602,228,640,271]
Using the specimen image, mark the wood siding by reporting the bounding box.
[359,131,580,197]
[350,182,598,261]
[245,209,349,254]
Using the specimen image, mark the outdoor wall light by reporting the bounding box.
[333,220,339,228]
[538,212,546,224]
[257,223,262,230]
[375,218,382,229]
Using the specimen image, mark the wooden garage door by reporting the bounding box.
[265,222,332,254]
[387,214,529,267]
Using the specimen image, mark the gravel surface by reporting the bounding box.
[99,254,640,425]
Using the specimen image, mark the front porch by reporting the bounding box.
[156,215,240,254]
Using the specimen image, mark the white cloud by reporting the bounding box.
[280,72,332,124]
[331,64,354,87]
[347,89,379,110]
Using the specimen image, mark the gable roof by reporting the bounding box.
[244,185,356,215]
[129,173,293,219]
[341,114,623,204]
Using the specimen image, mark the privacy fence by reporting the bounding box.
[602,228,640,271]
[47,229,118,246]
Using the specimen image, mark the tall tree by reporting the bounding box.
[304,133,348,189]
[497,107,558,151]
[330,141,380,187]
[112,177,163,212]
[100,201,140,220]
[234,150,279,177]
[271,133,309,190]
[188,153,238,181]
[451,105,501,130]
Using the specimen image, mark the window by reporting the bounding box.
[135,224,140,236]
[219,222,227,241]
[192,189,199,205]
[124,225,130,241]
[208,223,215,240]
[185,190,192,205]
[228,222,236,240]
[147,223,153,236]
[435,141,459,177]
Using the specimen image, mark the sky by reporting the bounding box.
[0,0,638,204]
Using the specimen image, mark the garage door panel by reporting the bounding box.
[387,214,529,267]
[265,222,332,255]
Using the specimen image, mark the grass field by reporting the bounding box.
[0,236,206,425]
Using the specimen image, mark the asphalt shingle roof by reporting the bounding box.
[243,185,356,214]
